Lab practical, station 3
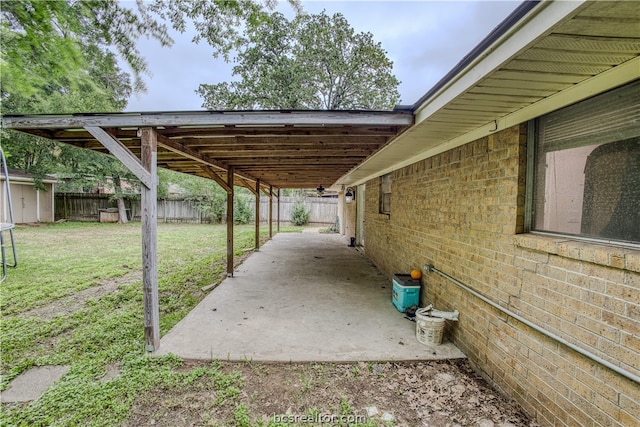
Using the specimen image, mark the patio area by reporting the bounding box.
[155,232,465,362]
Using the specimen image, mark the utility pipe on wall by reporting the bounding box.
[424,265,640,385]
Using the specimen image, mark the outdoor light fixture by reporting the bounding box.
[345,187,355,204]
[316,185,325,195]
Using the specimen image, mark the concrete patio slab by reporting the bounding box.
[156,233,466,362]
[1,365,70,403]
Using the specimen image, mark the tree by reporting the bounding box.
[1,0,170,212]
[158,169,258,224]
[1,0,172,97]
[55,146,140,223]
[197,11,401,110]
[0,44,137,207]
[1,0,294,222]
[149,0,301,61]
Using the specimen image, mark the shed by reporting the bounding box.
[0,169,56,224]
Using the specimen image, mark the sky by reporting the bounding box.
[124,1,522,112]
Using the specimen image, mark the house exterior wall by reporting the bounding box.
[363,124,639,426]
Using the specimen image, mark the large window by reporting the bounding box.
[530,80,640,244]
[380,173,391,214]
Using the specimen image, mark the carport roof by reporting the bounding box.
[1,110,413,190]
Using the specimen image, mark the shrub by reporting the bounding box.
[234,196,253,224]
[290,201,309,226]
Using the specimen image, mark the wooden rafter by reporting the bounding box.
[3,110,413,189]
[201,166,232,194]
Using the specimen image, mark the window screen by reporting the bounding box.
[532,80,640,244]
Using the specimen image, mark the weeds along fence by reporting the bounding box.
[55,193,337,225]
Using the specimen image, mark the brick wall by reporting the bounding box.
[363,124,639,426]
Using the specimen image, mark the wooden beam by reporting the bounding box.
[3,110,414,129]
[239,178,259,196]
[85,126,152,189]
[201,166,232,194]
[227,167,234,277]
[226,158,365,166]
[277,189,280,233]
[157,135,266,187]
[255,179,260,250]
[139,127,160,352]
[157,135,228,173]
[159,126,403,138]
[199,148,376,158]
[182,137,388,147]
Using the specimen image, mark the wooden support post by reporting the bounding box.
[139,127,159,352]
[255,179,260,250]
[269,186,273,238]
[277,189,281,233]
[227,167,234,277]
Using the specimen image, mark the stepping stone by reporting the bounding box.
[365,406,379,417]
[100,364,120,382]
[1,365,70,403]
[381,412,395,422]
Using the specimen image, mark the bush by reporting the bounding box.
[290,201,309,226]
[234,196,253,224]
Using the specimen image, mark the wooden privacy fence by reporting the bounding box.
[258,196,337,225]
[55,194,337,224]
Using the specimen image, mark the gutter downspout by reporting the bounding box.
[424,264,640,385]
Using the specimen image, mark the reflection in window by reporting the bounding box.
[535,139,639,242]
[581,139,639,241]
[532,81,640,244]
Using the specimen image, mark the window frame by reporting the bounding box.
[525,82,640,248]
[379,173,392,215]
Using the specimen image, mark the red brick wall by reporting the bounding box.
[363,124,639,426]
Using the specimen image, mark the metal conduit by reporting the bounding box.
[424,265,640,385]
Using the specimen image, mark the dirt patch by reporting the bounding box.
[126,360,538,426]
[20,270,142,321]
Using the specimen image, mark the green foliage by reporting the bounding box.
[1,1,166,189]
[157,169,260,224]
[232,403,252,427]
[322,216,340,234]
[156,169,225,221]
[197,10,400,110]
[149,0,301,62]
[1,0,171,97]
[290,201,309,226]
[234,195,253,224]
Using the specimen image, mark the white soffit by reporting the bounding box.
[340,0,640,186]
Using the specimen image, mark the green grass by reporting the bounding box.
[0,222,303,426]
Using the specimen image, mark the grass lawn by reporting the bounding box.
[0,222,301,426]
[1,222,536,427]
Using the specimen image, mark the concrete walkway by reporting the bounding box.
[156,233,465,362]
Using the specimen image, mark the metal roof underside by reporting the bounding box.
[1,110,412,190]
[339,0,640,186]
